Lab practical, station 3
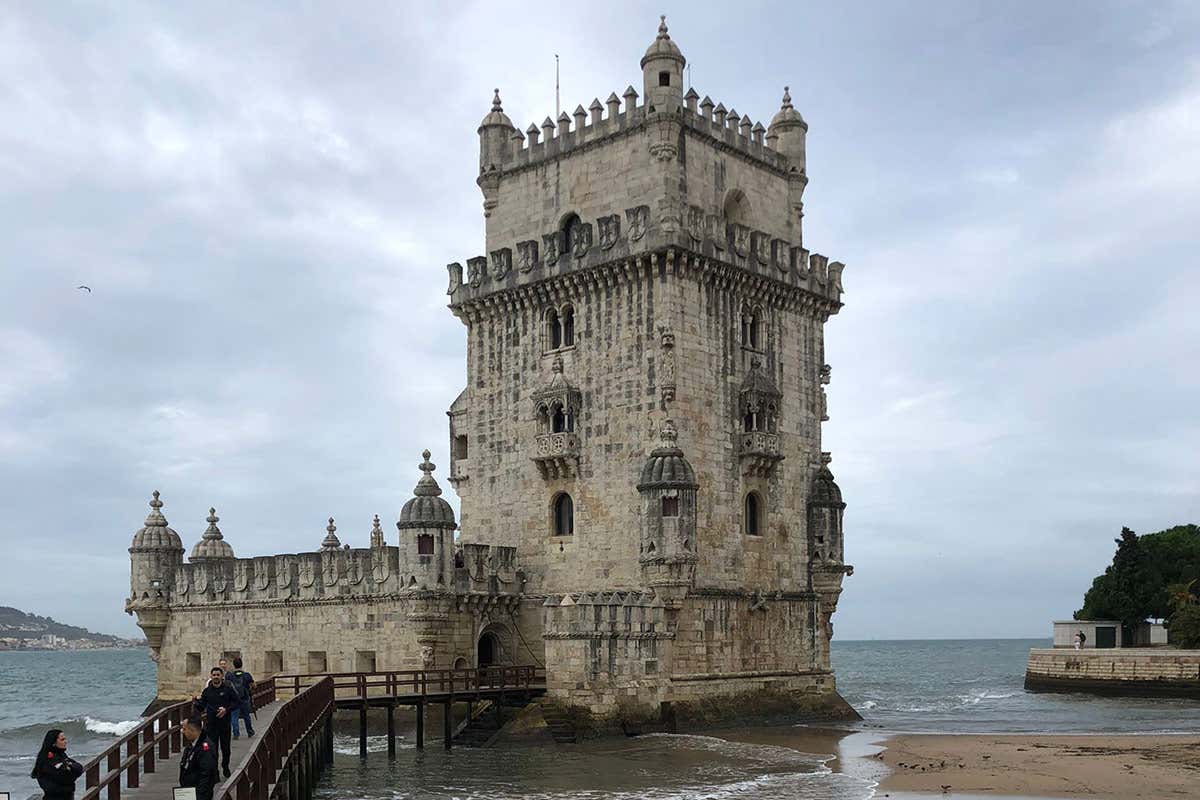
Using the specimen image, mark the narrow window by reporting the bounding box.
[562,305,575,346]
[744,493,761,536]
[743,412,757,433]
[662,496,679,517]
[553,493,574,536]
[747,314,760,349]
[355,650,377,672]
[562,214,581,254]
[659,71,670,87]
[766,404,777,433]
[453,434,469,459]
[186,652,202,676]
[548,309,562,350]
[417,534,434,555]
[265,650,284,675]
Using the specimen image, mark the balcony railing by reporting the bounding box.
[738,431,783,476]
[531,432,580,479]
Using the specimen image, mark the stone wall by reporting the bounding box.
[1024,648,1200,697]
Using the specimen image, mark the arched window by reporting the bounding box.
[547,308,562,350]
[562,304,575,346]
[743,411,756,433]
[724,189,750,225]
[562,213,581,254]
[766,404,777,433]
[553,492,574,536]
[744,492,761,536]
[551,407,574,433]
[741,309,760,350]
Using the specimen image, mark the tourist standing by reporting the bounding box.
[229,656,256,738]
[179,716,218,800]
[193,667,240,778]
[30,729,83,800]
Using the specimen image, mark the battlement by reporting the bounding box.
[156,542,520,608]
[447,200,844,313]
[541,591,672,641]
[491,84,790,177]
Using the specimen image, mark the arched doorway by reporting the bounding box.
[477,631,501,668]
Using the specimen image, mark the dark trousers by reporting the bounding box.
[206,718,232,771]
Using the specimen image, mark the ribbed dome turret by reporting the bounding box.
[638,420,698,490]
[478,88,514,130]
[809,454,844,507]
[398,450,457,530]
[641,15,685,68]
[768,86,806,131]
[130,490,184,552]
[190,507,235,561]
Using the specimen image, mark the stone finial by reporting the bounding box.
[491,88,503,112]
[321,517,341,550]
[146,489,167,526]
[189,504,235,561]
[203,508,221,540]
[370,514,385,548]
[413,449,443,497]
[782,86,793,110]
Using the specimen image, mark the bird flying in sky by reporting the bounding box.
[76,285,91,292]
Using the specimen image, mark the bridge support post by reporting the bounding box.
[386,703,396,758]
[324,712,334,765]
[359,702,368,759]
[416,699,425,749]
[443,700,452,750]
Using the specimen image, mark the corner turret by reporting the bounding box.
[641,16,685,113]
[189,507,235,562]
[637,420,699,605]
[767,87,809,242]
[126,491,184,661]
[478,88,515,173]
[397,450,456,590]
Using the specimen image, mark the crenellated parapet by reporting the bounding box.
[447,204,845,315]
[541,591,672,641]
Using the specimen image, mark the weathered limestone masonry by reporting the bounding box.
[445,17,855,729]
[1025,648,1200,698]
[126,17,856,730]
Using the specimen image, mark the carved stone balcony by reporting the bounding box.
[738,431,783,477]
[531,432,580,479]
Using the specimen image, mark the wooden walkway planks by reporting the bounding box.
[115,701,283,800]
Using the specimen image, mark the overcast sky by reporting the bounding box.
[1,1,1197,640]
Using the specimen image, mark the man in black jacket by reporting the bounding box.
[179,716,218,800]
[193,667,239,778]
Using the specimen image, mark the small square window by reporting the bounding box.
[308,651,327,674]
[356,650,377,672]
[186,653,202,676]
[661,496,679,517]
[265,650,284,675]
[659,71,670,87]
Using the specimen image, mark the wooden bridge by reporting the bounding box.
[67,667,544,800]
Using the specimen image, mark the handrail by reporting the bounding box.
[218,676,333,800]
[77,677,277,800]
[272,666,544,700]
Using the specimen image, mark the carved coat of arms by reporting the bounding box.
[467,256,487,288]
[626,205,649,241]
[517,240,539,273]
[597,215,620,250]
[489,247,511,281]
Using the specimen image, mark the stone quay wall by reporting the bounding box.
[1024,648,1200,697]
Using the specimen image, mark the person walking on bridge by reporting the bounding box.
[31,728,83,800]
[179,716,218,800]
[229,656,256,739]
[193,666,239,778]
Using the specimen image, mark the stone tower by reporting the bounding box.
[125,491,184,662]
[446,17,854,725]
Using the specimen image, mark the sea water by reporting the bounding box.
[3,639,1198,799]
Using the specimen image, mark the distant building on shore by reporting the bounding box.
[1051,620,1168,649]
[126,17,856,730]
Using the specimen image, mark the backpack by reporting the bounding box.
[230,670,250,702]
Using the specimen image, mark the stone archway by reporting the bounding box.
[477,630,500,667]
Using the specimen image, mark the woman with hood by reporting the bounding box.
[31,728,84,799]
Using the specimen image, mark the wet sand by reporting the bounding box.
[875,733,1200,799]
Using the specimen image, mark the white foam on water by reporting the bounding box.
[84,717,141,736]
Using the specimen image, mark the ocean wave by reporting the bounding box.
[0,716,143,741]
[84,717,141,736]
[859,700,878,710]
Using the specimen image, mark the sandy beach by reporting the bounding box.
[876,733,1200,799]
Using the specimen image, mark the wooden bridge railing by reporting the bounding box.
[218,676,334,800]
[78,677,277,800]
[273,665,544,701]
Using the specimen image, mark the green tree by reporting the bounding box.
[1076,525,1200,627]
[1168,605,1200,649]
